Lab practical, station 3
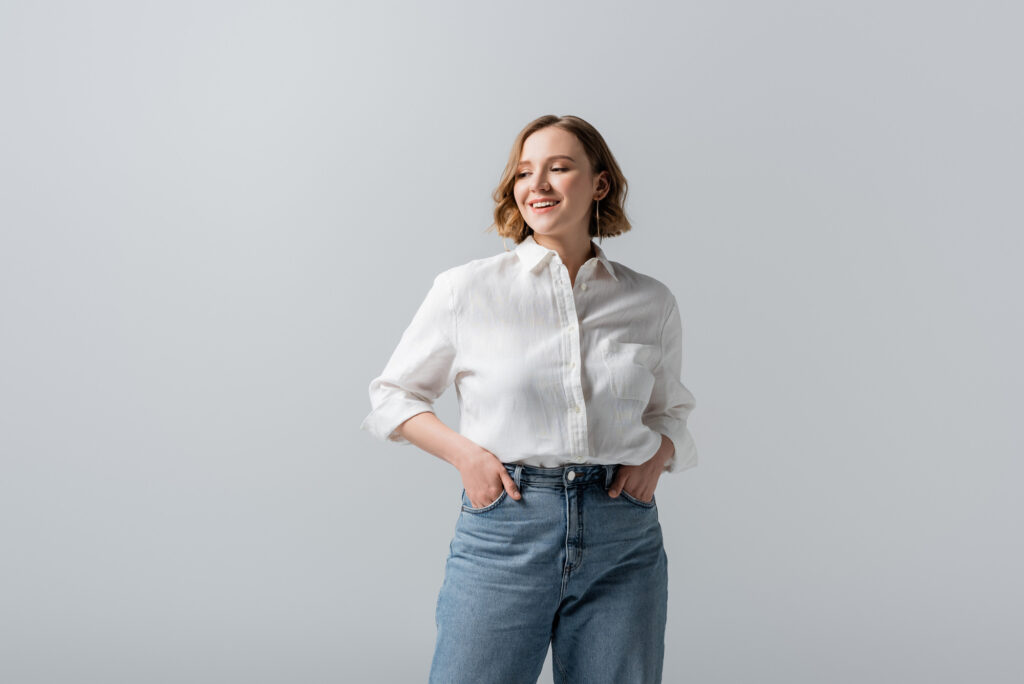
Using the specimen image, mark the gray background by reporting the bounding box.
[1,1,1021,682]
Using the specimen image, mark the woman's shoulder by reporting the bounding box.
[432,250,519,289]
[607,259,676,303]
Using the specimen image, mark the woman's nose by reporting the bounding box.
[531,173,550,191]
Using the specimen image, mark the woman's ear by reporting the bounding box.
[594,171,611,201]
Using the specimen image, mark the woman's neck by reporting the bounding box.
[532,231,596,286]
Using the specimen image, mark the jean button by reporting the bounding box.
[567,471,576,481]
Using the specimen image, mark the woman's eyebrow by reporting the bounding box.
[517,155,576,167]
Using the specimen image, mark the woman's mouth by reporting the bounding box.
[530,200,560,214]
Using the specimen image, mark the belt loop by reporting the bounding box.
[604,464,615,488]
[514,464,523,489]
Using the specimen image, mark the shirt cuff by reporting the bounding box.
[360,397,435,445]
[646,420,698,474]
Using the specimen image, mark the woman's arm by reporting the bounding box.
[397,411,522,508]
[360,271,521,507]
[395,410,479,469]
[641,295,698,474]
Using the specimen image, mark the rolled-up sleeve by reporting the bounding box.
[642,296,698,473]
[359,271,458,444]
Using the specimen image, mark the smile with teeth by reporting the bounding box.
[530,200,560,210]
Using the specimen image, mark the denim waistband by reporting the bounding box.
[502,462,617,489]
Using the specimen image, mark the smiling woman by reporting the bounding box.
[492,114,631,250]
[360,114,698,683]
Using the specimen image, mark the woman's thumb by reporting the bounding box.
[499,469,521,499]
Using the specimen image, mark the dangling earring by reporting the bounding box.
[502,236,511,252]
[596,199,602,245]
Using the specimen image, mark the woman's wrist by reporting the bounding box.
[449,440,487,472]
[654,434,675,467]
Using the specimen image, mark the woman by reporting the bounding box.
[360,114,698,683]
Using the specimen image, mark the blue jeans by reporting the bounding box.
[429,463,668,684]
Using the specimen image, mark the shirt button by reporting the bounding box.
[574,404,581,413]
[581,283,588,291]
[570,361,576,369]
[567,471,576,481]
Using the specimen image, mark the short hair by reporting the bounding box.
[489,115,631,244]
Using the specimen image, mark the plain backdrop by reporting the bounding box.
[1,1,1021,683]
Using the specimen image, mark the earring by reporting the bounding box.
[503,236,511,252]
[596,199,602,244]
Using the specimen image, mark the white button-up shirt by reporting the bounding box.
[360,234,697,473]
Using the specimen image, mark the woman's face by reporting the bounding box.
[513,126,607,240]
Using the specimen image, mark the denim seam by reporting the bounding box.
[574,486,586,573]
[620,489,656,508]
[552,644,569,683]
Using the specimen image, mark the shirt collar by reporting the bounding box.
[513,233,619,281]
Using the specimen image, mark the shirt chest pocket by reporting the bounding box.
[601,340,659,403]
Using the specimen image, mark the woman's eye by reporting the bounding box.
[552,167,567,172]
[516,171,530,178]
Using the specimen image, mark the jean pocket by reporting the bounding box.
[618,489,657,509]
[461,488,509,513]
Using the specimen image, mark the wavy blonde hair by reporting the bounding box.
[489,115,631,244]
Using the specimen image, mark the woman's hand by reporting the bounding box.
[607,434,674,503]
[456,446,522,509]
